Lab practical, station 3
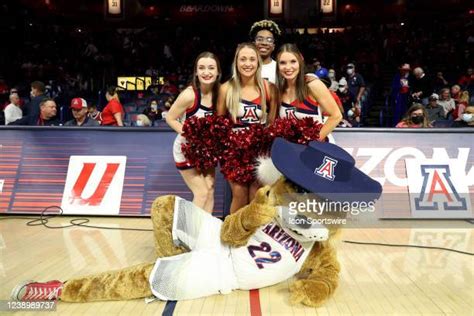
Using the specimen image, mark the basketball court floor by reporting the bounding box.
[0,216,472,315]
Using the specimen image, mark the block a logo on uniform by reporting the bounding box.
[406,159,472,218]
[61,156,127,215]
[285,108,298,120]
[241,104,260,123]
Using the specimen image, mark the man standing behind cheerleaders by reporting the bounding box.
[249,20,282,84]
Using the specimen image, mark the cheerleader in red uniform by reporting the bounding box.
[217,43,277,213]
[166,52,221,212]
[276,44,341,141]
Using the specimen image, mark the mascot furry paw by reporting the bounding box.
[11,138,382,307]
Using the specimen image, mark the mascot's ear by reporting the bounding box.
[256,156,282,186]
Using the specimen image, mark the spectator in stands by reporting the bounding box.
[160,79,178,95]
[87,103,101,122]
[453,91,470,121]
[10,98,60,126]
[25,81,47,117]
[145,64,158,78]
[346,106,361,128]
[249,19,281,84]
[161,98,172,120]
[437,88,456,118]
[457,67,473,91]
[83,40,98,59]
[311,58,322,72]
[345,63,366,108]
[433,71,449,93]
[65,98,100,127]
[143,99,162,122]
[426,93,445,123]
[4,93,22,125]
[135,114,151,127]
[315,68,344,118]
[0,78,8,96]
[411,67,432,105]
[163,43,174,62]
[100,86,124,126]
[391,63,412,126]
[450,84,462,103]
[336,77,357,121]
[452,105,474,127]
[396,103,432,128]
[328,69,339,92]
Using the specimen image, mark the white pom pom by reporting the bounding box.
[255,156,282,186]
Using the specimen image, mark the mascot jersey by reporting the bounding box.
[231,218,315,290]
[149,197,315,301]
[173,87,214,169]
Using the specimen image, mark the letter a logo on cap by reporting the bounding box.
[314,156,338,181]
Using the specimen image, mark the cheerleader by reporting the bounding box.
[217,43,277,213]
[166,52,221,212]
[276,44,342,141]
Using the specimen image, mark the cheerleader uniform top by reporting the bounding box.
[232,85,269,129]
[172,86,214,170]
[279,91,343,124]
[279,95,323,123]
[279,93,338,144]
[182,86,214,120]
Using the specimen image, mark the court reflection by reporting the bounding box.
[339,228,472,286]
[0,232,5,278]
[63,225,130,272]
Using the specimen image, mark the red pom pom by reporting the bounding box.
[181,115,323,182]
[264,117,323,152]
[220,124,266,184]
[181,115,232,172]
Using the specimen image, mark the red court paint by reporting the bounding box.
[249,289,262,316]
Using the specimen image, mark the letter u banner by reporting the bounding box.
[0,128,226,216]
[61,156,127,215]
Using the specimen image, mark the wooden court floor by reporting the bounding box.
[0,216,472,315]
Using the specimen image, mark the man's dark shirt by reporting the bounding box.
[412,75,432,99]
[9,114,60,126]
[452,120,474,128]
[24,94,47,117]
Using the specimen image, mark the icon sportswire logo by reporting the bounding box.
[61,156,127,215]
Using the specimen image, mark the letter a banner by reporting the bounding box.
[61,156,127,215]
[405,158,471,218]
